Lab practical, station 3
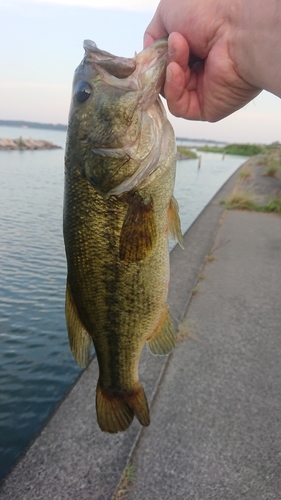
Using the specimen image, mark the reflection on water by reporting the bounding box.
[0,126,245,479]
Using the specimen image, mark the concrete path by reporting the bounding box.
[124,210,281,500]
[1,163,281,499]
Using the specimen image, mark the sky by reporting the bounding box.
[1,0,281,144]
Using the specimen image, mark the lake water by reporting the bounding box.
[0,125,246,480]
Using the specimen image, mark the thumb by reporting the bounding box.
[143,32,156,48]
[143,8,168,48]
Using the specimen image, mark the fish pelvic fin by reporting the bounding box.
[96,380,150,433]
[168,196,184,249]
[147,306,176,355]
[119,193,157,263]
[65,281,92,369]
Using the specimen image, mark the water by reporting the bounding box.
[0,125,246,480]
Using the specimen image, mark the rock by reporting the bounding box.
[0,137,61,150]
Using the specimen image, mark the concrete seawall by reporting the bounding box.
[0,162,258,499]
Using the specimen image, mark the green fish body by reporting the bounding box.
[63,39,183,433]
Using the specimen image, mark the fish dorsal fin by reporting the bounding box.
[65,281,92,368]
[168,196,184,248]
[119,193,157,263]
[147,306,176,355]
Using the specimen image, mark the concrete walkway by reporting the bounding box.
[124,209,281,500]
[1,164,281,499]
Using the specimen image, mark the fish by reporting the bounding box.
[63,38,183,434]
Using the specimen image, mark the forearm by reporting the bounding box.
[229,0,281,97]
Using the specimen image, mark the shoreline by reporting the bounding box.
[0,138,61,151]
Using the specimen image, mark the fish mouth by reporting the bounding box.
[83,38,168,80]
[133,38,168,74]
[83,39,137,78]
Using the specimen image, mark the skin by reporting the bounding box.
[144,0,281,122]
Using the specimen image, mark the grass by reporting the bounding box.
[262,160,281,178]
[16,136,25,149]
[222,193,281,213]
[262,196,281,213]
[177,146,198,159]
[205,253,216,262]
[113,463,135,500]
[197,143,265,156]
[238,167,252,180]
[221,193,257,211]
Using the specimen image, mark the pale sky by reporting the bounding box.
[1,0,281,144]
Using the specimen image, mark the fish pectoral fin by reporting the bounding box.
[96,381,150,433]
[168,196,184,248]
[119,193,157,263]
[147,306,176,355]
[92,147,129,160]
[65,281,92,369]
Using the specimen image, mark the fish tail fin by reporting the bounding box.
[96,380,150,433]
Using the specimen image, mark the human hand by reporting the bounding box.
[144,0,262,122]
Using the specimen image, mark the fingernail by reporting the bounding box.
[166,65,172,82]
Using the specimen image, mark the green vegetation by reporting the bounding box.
[221,193,257,211]
[124,464,135,484]
[263,159,281,178]
[177,146,198,159]
[222,194,281,213]
[262,197,281,213]
[114,463,135,499]
[16,136,25,149]
[197,145,225,154]
[225,144,264,156]
[205,253,216,262]
[197,143,265,156]
[238,167,252,179]
[259,146,281,177]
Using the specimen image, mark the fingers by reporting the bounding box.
[164,33,204,120]
[167,32,189,71]
[164,62,203,120]
[144,28,204,120]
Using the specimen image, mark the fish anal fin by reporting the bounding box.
[119,193,157,263]
[147,306,176,355]
[168,196,184,248]
[65,281,92,369]
[96,380,150,433]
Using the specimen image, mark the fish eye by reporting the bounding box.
[74,81,92,103]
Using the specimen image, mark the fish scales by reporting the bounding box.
[63,38,183,433]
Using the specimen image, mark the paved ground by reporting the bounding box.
[1,162,281,500]
[123,210,281,500]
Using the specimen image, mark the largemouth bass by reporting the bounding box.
[63,38,183,433]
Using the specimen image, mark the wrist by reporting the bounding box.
[229,0,281,97]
